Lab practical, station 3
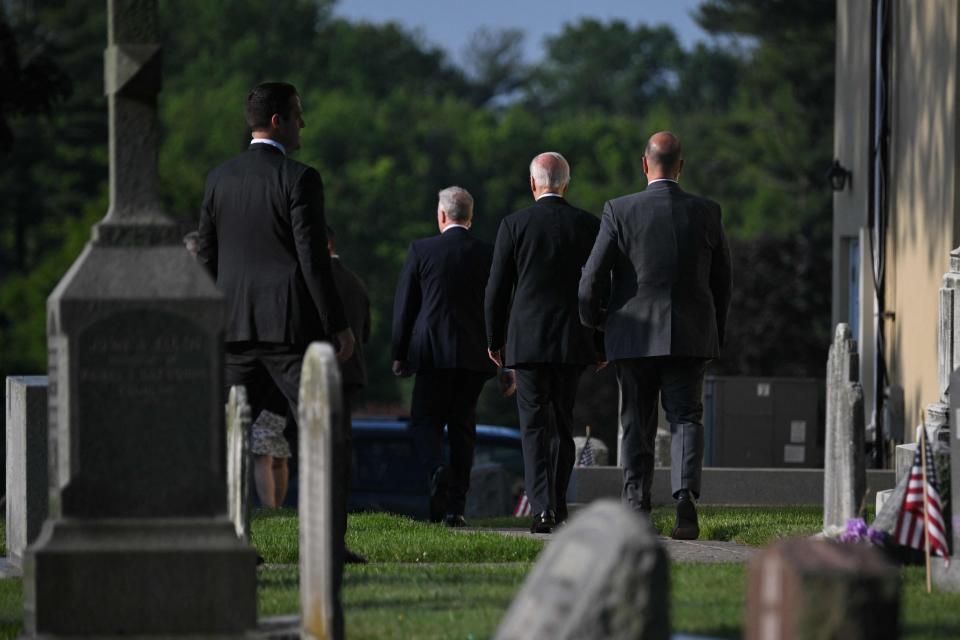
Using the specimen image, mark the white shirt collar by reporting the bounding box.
[536,193,563,200]
[647,178,678,186]
[250,138,286,155]
[442,224,470,233]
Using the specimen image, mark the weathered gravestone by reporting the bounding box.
[299,342,343,640]
[495,500,669,640]
[23,1,256,636]
[823,323,865,530]
[745,538,899,640]
[932,366,960,590]
[226,385,251,540]
[465,463,516,517]
[5,376,48,572]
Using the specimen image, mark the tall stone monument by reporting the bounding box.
[23,1,256,636]
[823,323,865,530]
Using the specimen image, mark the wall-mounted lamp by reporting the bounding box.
[826,159,852,191]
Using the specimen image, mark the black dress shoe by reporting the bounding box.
[443,514,468,528]
[345,547,368,564]
[530,510,556,534]
[429,465,449,523]
[671,490,699,540]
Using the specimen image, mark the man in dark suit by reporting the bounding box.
[579,131,732,540]
[485,152,602,534]
[197,82,354,634]
[326,225,371,563]
[392,186,495,527]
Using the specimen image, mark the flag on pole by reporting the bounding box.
[513,492,532,517]
[577,424,597,467]
[894,428,949,564]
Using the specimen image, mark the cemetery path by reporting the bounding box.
[466,528,757,564]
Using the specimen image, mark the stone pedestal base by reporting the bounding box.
[23,518,257,637]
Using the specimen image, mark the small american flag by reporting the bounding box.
[577,435,596,467]
[513,492,532,517]
[895,428,949,564]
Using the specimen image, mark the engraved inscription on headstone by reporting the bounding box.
[64,310,219,517]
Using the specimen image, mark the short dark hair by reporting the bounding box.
[245,82,299,131]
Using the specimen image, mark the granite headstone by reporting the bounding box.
[4,376,48,571]
[23,1,256,636]
[495,500,669,640]
[823,323,865,530]
[745,538,899,640]
[226,384,251,540]
[299,342,343,640]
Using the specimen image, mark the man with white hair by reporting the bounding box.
[392,186,495,526]
[486,153,602,534]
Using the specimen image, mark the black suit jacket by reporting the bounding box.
[579,181,732,360]
[331,256,370,388]
[392,226,495,375]
[197,144,348,343]
[485,195,601,367]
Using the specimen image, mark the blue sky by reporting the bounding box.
[334,0,709,66]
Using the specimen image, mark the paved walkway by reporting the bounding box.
[464,528,756,564]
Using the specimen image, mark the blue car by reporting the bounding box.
[348,417,523,519]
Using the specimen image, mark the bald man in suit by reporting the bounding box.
[579,131,732,540]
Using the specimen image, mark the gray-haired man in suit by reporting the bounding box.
[579,131,732,539]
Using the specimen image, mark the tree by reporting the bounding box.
[530,19,683,116]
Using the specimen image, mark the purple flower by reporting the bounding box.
[840,518,869,543]
[867,527,886,545]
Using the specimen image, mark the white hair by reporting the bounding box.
[438,186,474,223]
[529,152,570,190]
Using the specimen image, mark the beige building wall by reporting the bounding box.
[886,0,959,435]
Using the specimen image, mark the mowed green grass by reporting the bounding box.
[254,510,544,564]
[476,504,827,547]
[2,510,960,639]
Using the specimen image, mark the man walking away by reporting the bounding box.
[197,82,354,636]
[392,187,495,527]
[579,131,732,540]
[328,225,371,563]
[485,152,602,534]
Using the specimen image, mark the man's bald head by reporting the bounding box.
[643,131,683,180]
[529,152,570,195]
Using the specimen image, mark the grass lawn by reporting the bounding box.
[1,509,959,639]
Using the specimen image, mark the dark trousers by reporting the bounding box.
[615,357,708,511]
[514,365,583,518]
[225,340,347,639]
[410,369,490,516]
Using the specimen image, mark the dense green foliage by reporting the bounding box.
[0,0,836,430]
